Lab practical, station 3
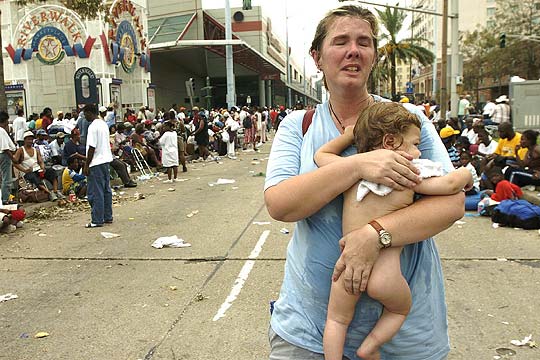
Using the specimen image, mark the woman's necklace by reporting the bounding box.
[329,96,372,131]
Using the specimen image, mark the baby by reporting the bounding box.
[315,102,472,360]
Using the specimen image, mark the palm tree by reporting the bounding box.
[376,6,435,98]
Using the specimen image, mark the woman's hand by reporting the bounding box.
[332,225,381,295]
[354,149,421,191]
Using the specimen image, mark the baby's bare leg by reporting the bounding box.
[324,275,361,360]
[357,247,412,360]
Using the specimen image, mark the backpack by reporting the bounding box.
[491,199,540,229]
[243,116,252,129]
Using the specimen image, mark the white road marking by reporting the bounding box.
[212,230,270,321]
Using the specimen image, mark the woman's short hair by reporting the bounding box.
[310,5,379,55]
[310,5,379,88]
[353,102,421,153]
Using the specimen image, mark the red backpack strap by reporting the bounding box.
[302,109,315,136]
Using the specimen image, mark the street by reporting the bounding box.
[1,142,539,360]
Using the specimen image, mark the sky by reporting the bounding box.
[202,0,414,78]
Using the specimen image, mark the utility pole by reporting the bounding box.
[450,0,459,117]
[225,0,236,109]
[0,10,7,112]
[439,0,448,119]
[285,5,292,109]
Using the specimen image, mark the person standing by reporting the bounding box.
[83,104,113,228]
[0,112,17,204]
[159,121,179,183]
[492,95,511,124]
[12,109,27,147]
[265,5,464,360]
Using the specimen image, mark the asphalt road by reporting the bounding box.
[1,142,539,360]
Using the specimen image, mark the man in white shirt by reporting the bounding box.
[12,109,27,147]
[49,132,65,165]
[482,99,496,123]
[83,104,114,228]
[0,111,17,204]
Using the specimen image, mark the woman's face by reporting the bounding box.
[315,16,376,94]
[24,137,34,146]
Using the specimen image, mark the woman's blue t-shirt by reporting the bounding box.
[264,99,453,360]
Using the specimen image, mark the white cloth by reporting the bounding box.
[12,117,27,143]
[465,163,480,192]
[21,146,41,172]
[0,127,16,153]
[63,118,77,134]
[482,102,496,117]
[356,159,445,202]
[225,117,240,132]
[478,140,498,155]
[159,131,179,167]
[86,119,113,167]
[461,128,478,145]
[49,139,64,157]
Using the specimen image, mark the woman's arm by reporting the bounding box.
[334,192,465,294]
[266,149,419,222]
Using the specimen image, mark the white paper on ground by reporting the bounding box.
[152,235,191,249]
[0,293,18,303]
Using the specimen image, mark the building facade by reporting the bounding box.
[410,0,492,102]
[1,0,152,120]
[147,0,320,111]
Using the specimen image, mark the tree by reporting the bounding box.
[493,0,540,80]
[15,0,107,19]
[376,6,435,98]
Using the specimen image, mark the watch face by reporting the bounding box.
[380,231,392,246]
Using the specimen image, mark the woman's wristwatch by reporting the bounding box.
[368,220,392,249]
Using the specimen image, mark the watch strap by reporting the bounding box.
[368,220,384,234]
[368,220,391,248]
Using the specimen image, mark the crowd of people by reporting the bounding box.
[0,101,302,232]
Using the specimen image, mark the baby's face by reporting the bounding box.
[396,127,421,159]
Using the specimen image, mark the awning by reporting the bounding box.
[202,12,282,78]
[148,13,196,45]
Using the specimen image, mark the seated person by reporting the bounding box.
[0,207,26,233]
[62,157,87,198]
[484,166,522,201]
[62,128,86,166]
[460,151,480,195]
[13,131,64,201]
[440,126,461,168]
[34,128,52,166]
[49,132,66,165]
[485,122,524,168]
[505,129,540,188]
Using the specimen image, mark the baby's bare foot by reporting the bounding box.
[357,334,381,360]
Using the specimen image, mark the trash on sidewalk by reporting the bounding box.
[455,220,466,225]
[208,178,235,187]
[167,188,175,192]
[495,348,516,356]
[280,228,290,234]
[186,210,199,218]
[151,235,191,249]
[133,192,145,200]
[101,232,120,239]
[251,161,261,165]
[511,334,536,347]
[0,293,18,303]
[34,332,49,338]
[253,221,271,225]
[252,172,265,177]
[168,286,177,291]
[194,292,208,302]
